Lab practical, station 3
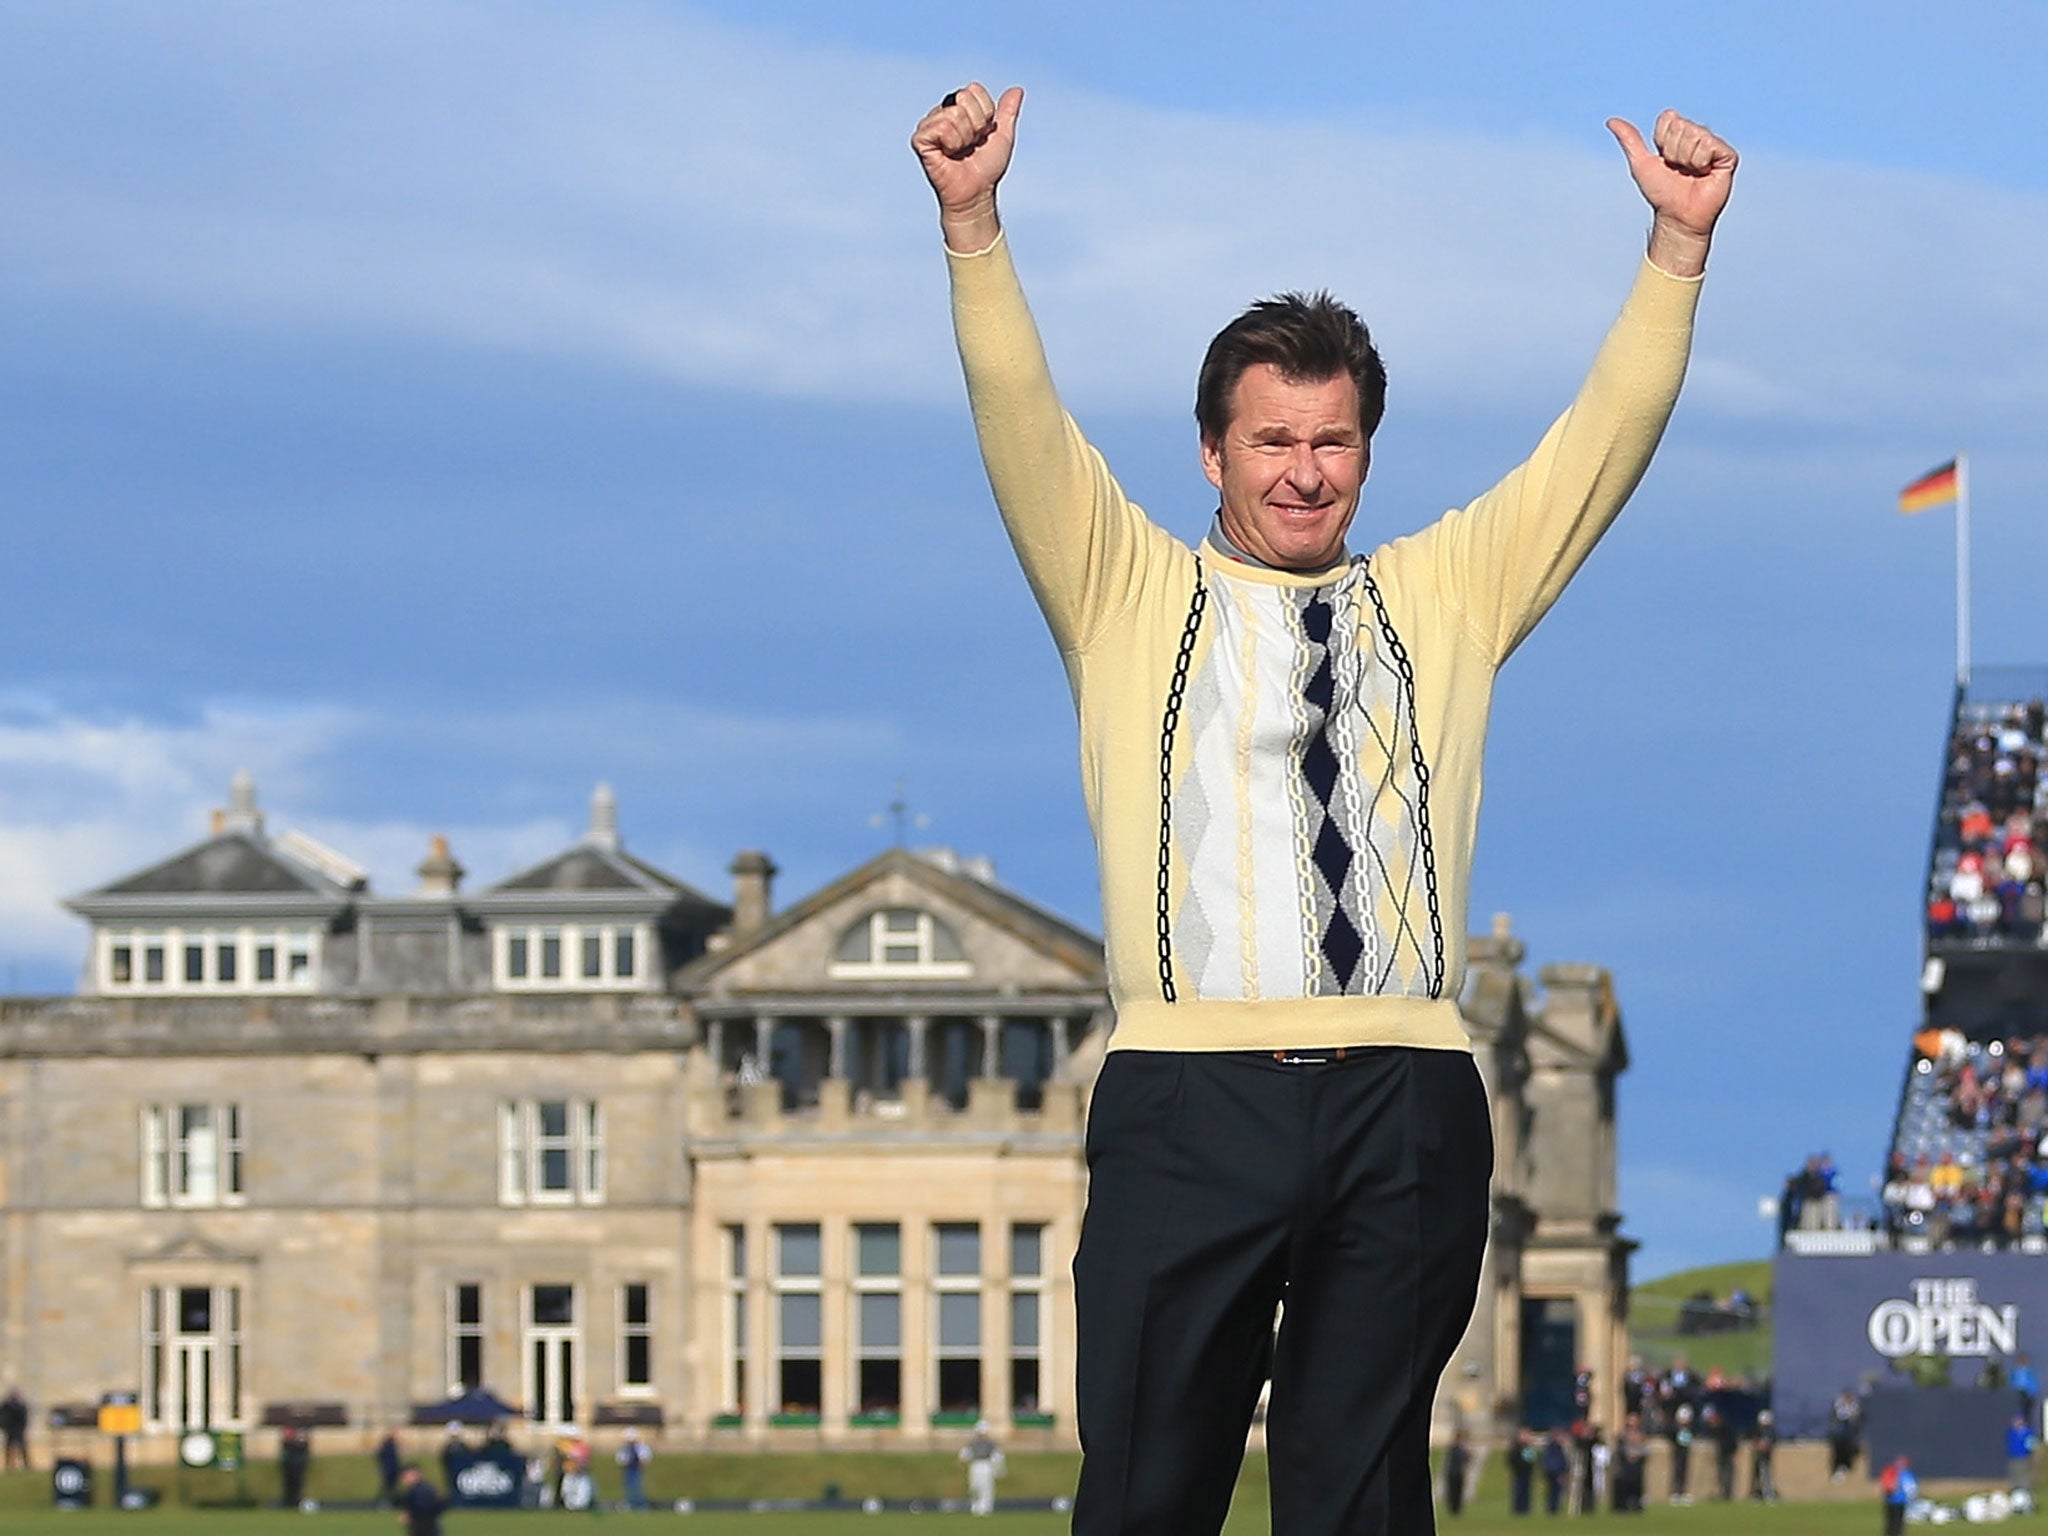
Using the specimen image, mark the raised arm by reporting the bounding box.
[911,83,1022,254]
[1608,109,1738,277]
[1421,111,1737,663]
[913,84,1171,656]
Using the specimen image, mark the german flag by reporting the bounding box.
[1900,459,1960,514]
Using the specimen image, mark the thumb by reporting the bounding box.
[1606,116,1652,166]
[996,85,1024,134]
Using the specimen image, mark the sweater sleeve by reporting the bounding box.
[948,235,1169,656]
[1418,258,1703,665]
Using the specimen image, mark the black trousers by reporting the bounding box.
[1072,1046,1493,1536]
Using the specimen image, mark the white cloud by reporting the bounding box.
[0,690,901,980]
[2,2,2043,446]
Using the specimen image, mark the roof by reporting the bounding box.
[678,845,1105,989]
[68,831,355,909]
[477,841,728,920]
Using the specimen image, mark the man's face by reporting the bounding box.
[1203,364,1368,571]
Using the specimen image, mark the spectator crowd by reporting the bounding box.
[1879,1032,2048,1248]
[1928,700,2048,945]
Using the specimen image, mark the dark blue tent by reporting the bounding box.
[410,1387,521,1425]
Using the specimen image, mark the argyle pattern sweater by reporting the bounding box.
[950,236,1700,1054]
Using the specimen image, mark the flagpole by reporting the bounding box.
[1957,452,1972,688]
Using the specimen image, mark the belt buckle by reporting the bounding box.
[1274,1047,1348,1066]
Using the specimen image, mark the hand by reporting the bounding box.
[912,83,1023,251]
[1607,110,1737,276]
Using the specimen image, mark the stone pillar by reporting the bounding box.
[1051,1016,1072,1077]
[707,1018,726,1073]
[978,1015,1002,1080]
[827,1016,849,1080]
[906,1015,928,1079]
[753,1015,774,1069]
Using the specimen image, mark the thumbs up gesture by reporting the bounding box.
[1607,110,1738,276]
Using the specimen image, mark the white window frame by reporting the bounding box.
[494,922,650,991]
[932,1222,983,1415]
[1009,1222,1048,1416]
[447,1282,485,1393]
[852,1222,903,1418]
[522,1283,580,1430]
[618,1281,654,1397]
[141,1283,246,1432]
[141,1103,246,1209]
[827,908,972,981]
[772,1223,823,1417]
[498,1099,604,1206]
[721,1224,748,1419]
[99,927,320,995]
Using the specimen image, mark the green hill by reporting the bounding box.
[1630,1257,1773,1382]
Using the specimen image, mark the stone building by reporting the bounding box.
[0,777,1630,1455]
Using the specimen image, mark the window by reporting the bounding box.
[495,924,648,990]
[853,1223,902,1419]
[142,1104,245,1208]
[99,928,317,993]
[1010,1224,1046,1417]
[829,908,972,979]
[143,1284,244,1430]
[773,1223,822,1418]
[448,1284,485,1392]
[933,1223,982,1415]
[619,1283,653,1394]
[722,1225,748,1418]
[498,1100,603,1205]
[524,1284,579,1427]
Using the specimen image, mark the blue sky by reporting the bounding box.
[4,0,2047,1277]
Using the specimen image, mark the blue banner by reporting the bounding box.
[1774,1251,2048,1441]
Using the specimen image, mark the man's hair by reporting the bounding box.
[1195,291,1387,444]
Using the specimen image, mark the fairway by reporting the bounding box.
[0,1498,1902,1534]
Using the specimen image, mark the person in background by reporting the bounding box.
[279,1424,312,1510]
[396,1463,447,1536]
[1829,1389,1863,1481]
[2015,1353,2041,1420]
[1441,1428,1472,1517]
[1613,1417,1648,1514]
[960,1420,1005,1517]
[1749,1409,1778,1502]
[2009,1412,2037,1496]
[615,1427,651,1511]
[1541,1428,1571,1516]
[1509,1427,1538,1516]
[0,1387,27,1471]
[1668,1403,1695,1505]
[375,1430,402,1508]
[1880,1453,1917,1536]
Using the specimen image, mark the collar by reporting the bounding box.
[1204,512,1352,577]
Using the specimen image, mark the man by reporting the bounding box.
[1440,1429,1471,1517]
[1880,1454,1917,1536]
[395,1463,447,1536]
[279,1423,312,1510]
[2009,1411,2036,1495]
[615,1426,651,1511]
[913,82,1734,1536]
[1508,1427,1538,1517]
[1750,1409,1778,1503]
[960,1418,1006,1517]
[375,1430,402,1508]
[0,1386,26,1471]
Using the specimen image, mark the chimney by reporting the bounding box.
[209,808,227,837]
[222,768,264,837]
[587,782,620,851]
[729,850,777,937]
[416,834,465,896]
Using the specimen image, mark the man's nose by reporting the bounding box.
[1284,443,1323,491]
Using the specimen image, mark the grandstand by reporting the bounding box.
[1774,672,2048,1460]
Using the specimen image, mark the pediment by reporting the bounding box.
[684,847,1103,998]
[130,1231,259,1269]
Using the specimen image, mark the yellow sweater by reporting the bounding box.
[949,236,1701,1054]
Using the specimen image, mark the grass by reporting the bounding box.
[1631,1257,1774,1380]
[0,1455,1923,1535]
